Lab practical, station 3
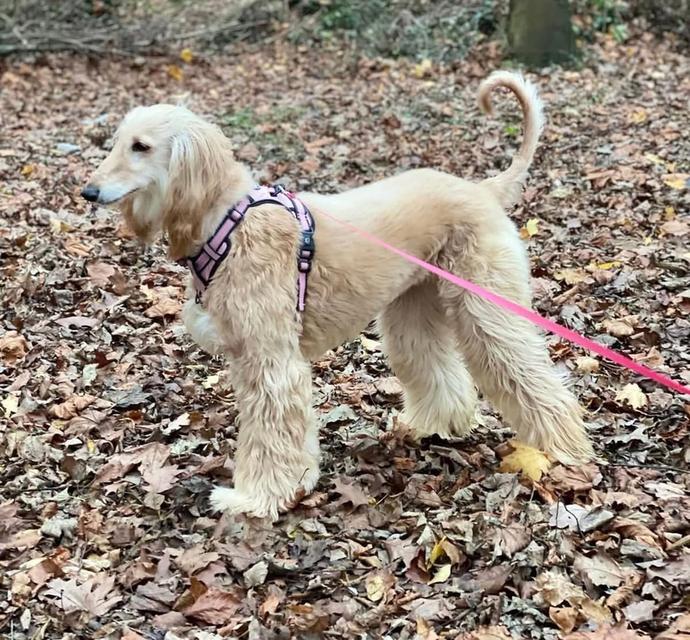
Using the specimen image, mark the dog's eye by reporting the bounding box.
[131,140,151,153]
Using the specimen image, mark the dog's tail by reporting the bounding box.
[477,71,545,209]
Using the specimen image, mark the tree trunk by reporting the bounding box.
[508,0,576,66]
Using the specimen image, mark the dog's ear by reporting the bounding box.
[120,195,154,241]
[164,125,229,259]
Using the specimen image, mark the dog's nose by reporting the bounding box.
[81,184,100,202]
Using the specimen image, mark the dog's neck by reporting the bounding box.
[163,160,255,260]
[197,163,255,252]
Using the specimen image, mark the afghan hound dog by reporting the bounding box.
[82,71,594,520]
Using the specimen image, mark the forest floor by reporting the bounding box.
[0,28,689,640]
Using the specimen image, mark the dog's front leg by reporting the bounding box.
[209,339,320,521]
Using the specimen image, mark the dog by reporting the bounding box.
[82,71,594,520]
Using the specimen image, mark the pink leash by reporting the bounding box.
[318,210,690,398]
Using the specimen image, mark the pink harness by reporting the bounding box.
[179,184,315,310]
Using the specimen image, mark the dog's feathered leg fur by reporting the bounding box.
[379,280,478,438]
[434,71,593,465]
[437,219,593,464]
[206,210,320,520]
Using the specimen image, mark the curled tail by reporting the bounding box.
[478,71,545,209]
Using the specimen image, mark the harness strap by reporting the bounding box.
[181,184,315,311]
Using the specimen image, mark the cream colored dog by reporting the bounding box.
[82,71,594,520]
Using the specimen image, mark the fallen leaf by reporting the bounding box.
[616,383,648,410]
[603,318,635,337]
[498,440,552,481]
[574,553,637,588]
[2,393,19,418]
[180,48,194,63]
[413,58,432,78]
[576,356,600,373]
[180,586,242,625]
[167,64,184,81]
[428,563,452,585]
[52,395,97,419]
[663,173,688,190]
[44,576,121,616]
[564,624,648,639]
[623,600,656,623]
[145,297,182,318]
[332,477,370,508]
[549,501,614,533]
[365,570,394,602]
[0,331,29,364]
[520,218,540,239]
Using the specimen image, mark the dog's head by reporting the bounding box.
[82,104,239,258]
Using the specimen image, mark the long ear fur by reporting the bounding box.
[121,196,154,241]
[164,121,234,259]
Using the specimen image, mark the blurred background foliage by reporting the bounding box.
[0,0,687,60]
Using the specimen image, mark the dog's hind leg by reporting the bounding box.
[379,280,478,439]
[437,222,594,465]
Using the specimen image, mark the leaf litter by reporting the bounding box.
[0,20,689,640]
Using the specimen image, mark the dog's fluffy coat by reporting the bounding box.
[84,71,594,520]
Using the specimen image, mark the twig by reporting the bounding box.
[667,533,690,551]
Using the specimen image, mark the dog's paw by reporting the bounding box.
[209,487,285,521]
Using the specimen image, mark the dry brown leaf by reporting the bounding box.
[180,586,242,625]
[564,624,649,639]
[51,394,97,419]
[145,297,182,318]
[574,553,638,588]
[45,575,121,616]
[332,476,370,508]
[86,261,117,287]
[603,318,635,337]
[550,606,579,634]
[0,331,29,365]
[457,626,512,640]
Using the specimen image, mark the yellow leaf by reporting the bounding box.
[86,439,98,454]
[664,206,676,219]
[180,48,194,63]
[428,563,452,585]
[50,218,73,233]
[21,164,35,176]
[520,218,539,239]
[628,108,647,124]
[575,356,600,373]
[643,236,652,245]
[428,537,446,568]
[413,58,432,78]
[615,383,647,410]
[663,174,688,190]
[644,153,665,166]
[595,261,621,270]
[499,440,552,481]
[554,268,587,285]
[167,65,184,81]
[366,574,386,602]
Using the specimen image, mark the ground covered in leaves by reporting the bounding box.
[1,29,689,640]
